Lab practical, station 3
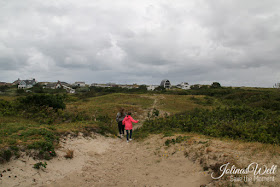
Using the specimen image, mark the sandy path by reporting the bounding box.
[0,134,211,187]
[135,95,166,130]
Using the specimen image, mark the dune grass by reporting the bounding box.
[0,93,155,155]
[157,95,216,114]
[65,93,154,119]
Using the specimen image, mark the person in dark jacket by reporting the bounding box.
[116,108,126,138]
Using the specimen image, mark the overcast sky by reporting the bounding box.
[0,0,280,87]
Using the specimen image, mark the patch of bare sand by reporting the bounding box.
[2,133,279,187]
[0,134,211,187]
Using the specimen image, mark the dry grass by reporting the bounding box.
[159,133,280,186]
[0,95,17,101]
[206,147,213,153]
[65,93,154,120]
[64,149,74,159]
[156,95,212,114]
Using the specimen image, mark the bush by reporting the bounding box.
[33,162,47,169]
[18,94,66,110]
[0,149,12,162]
[0,99,16,116]
[136,106,280,144]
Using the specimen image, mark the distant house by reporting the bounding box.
[132,84,139,89]
[45,81,63,89]
[120,85,131,89]
[74,82,86,87]
[60,82,71,87]
[119,84,139,89]
[147,85,158,91]
[190,84,210,89]
[55,81,63,89]
[106,82,118,87]
[273,83,280,89]
[39,82,50,86]
[18,79,36,89]
[62,84,75,93]
[93,84,110,88]
[92,83,118,88]
[13,78,21,85]
[177,82,191,90]
[44,81,75,93]
[160,79,171,89]
[0,82,7,86]
[45,82,56,89]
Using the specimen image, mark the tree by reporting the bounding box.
[211,82,221,88]
[138,85,147,91]
[154,86,165,91]
[190,84,200,90]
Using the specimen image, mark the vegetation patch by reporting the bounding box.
[164,136,191,146]
[33,162,47,169]
[136,106,280,144]
[64,149,74,159]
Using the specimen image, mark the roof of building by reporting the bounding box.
[45,83,56,88]
[20,79,36,85]
[75,82,85,84]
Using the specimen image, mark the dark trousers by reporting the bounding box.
[126,130,132,140]
[118,121,124,135]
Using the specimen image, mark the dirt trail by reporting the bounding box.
[135,95,166,130]
[0,134,211,187]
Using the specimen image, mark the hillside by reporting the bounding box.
[0,89,280,186]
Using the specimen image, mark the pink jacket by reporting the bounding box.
[122,115,139,130]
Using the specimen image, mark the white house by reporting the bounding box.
[45,81,63,89]
[74,82,86,87]
[177,82,191,90]
[18,79,37,89]
[147,85,158,91]
[62,85,75,94]
[44,81,75,93]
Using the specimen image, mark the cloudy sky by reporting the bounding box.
[0,0,280,87]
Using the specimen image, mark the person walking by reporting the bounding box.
[122,112,139,143]
[116,109,126,138]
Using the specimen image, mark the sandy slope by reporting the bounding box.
[0,133,212,187]
[1,131,280,187]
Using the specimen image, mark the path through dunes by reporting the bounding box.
[1,134,211,187]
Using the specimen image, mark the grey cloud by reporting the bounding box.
[0,0,279,87]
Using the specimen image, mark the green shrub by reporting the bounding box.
[33,162,47,169]
[1,149,12,162]
[137,106,280,144]
[18,94,66,110]
[0,99,16,116]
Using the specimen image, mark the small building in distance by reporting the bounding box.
[45,81,75,93]
[147,85,158,91]
[74,82,86,87]
[13,78,21,86]
[0,82,8,86]
[18,79,37,89]
[160,79,171,89]
[45,81,63,89]
[177,82,191,90]
[273,83,280,89]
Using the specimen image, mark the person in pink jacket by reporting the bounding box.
[122,112,139,142]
